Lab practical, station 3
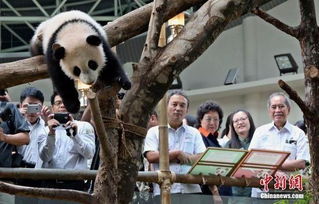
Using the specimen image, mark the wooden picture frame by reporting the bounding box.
[231,149,290,178]
[188,147,248,176]
[188,148,290,179]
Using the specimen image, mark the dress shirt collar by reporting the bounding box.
[269,121,292,133]
[168,123,185,132]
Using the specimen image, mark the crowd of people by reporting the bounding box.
[143,90,310,203]
[0,87,95,204]
[0,87,310,203]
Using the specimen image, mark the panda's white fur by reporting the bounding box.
[32,10,107,54]
[30,10,131,113]
[31,10,106,84]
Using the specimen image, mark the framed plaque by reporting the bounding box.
[188,148,290,178]
[188,147,248,176]
[231,149,290,178]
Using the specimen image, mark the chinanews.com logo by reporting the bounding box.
[258,173,305,200]
[259,192,304,199]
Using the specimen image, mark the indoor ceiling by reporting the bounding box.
[0,0,286,63]
[0,0,152,59]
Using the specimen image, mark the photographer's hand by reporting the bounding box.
[19,106,27,116]
[47,114,59,136]
[41,105,51,124]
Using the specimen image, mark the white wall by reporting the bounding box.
[178,0,316,129]
[181,0,310,89]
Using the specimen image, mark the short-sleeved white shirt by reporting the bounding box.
[144,124,206,196]
[249,121,310,197]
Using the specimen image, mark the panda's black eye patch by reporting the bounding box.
[73,66,81,77]
[88,60,98,71]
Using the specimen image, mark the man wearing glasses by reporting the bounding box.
[249,92,310,198]
[37,91,95,191]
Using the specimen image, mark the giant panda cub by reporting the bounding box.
[30,10,131,113]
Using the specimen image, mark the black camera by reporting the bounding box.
[53,112,70,124]
[0,105,12,123]
[0,89,6,96]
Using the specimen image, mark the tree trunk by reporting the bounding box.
[92,88,120,204]
[114,1,275,203]
[298,0,319,202]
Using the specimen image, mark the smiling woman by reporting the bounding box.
[196,100,223,148]
[195,100,233,197]
[225,109,256,198]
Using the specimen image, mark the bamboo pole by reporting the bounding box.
[0,168,276,189]
[87,89,114,165]
[158,23,171,204]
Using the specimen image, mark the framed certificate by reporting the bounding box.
[188,147,248,176]
[232,166,276,178]
[188,148,290,178]
[244,149,290,166]
[231,149,290,178]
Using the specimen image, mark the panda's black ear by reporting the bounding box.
[86,35,101,46]
[52,43,65,60]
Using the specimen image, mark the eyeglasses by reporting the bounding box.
[204,117,220,123]
[233,116,248,124]
[53,100,63,106]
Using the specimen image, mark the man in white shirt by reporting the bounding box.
[249,92,310,198]
[38,91,95,190]
[18,87,50,169]
[144,91,206,200]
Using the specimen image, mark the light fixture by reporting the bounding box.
[224,68,239,85]
[274,53,298,76]
[169,76,183,90]
[76,80,91,107]
[167,13,185,43]
[167,13,185,90]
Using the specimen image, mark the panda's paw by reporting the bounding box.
[117,77,131,90]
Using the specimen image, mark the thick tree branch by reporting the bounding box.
[0,56,48,89]
[0,182,95,204]
[105,0,208,47]
[299,0,318,31]
[141,0,167,61]
[252,7,299,38]
[278,79,315,119]
[122,0,274,124]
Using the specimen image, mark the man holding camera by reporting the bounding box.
[18,87,50,170]
[0,89,29,204]
[38,91,95,190]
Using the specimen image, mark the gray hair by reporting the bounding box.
[267,92,291,109]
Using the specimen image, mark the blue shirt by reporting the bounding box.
[0,102,29,167]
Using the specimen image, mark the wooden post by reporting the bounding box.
[158,23,171,204]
